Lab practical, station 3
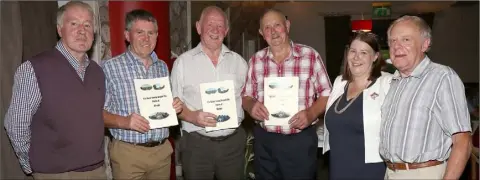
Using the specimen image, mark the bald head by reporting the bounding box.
[196,6,229,51]
[259,9,287,29]
[198,6,229,28]
[258,8,291,48]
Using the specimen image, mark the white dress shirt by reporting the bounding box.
[170,43,248,137]
[323,73,392,163]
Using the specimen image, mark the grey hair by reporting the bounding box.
[387,15,432,42]
[125,9,158,32]
[259,8,287,29]
[57,1,94,27]
[198,6,229,28]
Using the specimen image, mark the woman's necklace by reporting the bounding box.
[334,81,370,114]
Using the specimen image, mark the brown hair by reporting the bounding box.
[341,32,385,82]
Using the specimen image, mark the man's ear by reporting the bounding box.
[285,20,291,33]
[124,30,130,43]
[258,28,263,36]
[196,21,201,35]
[57,25,62,38]
[421,38,431,52]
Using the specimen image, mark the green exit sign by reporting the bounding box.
[372,2,391,18]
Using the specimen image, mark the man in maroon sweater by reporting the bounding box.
[4,2,106,179]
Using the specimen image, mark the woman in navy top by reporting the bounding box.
[322,32,392,179]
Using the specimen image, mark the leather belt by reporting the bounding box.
[124,139,166,148]
[386,160,443,171]
[191,129,239,141]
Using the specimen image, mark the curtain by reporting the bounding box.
[19,1,58,61]
[1,1,57,179]
[324,15,351,84]
[1,2,25,179]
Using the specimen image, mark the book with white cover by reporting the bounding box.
[200,80,239,132]
[133,77,178,129]
[263,76,299,126]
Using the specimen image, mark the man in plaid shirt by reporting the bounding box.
[242,9,332,179]
[102,10,183,179]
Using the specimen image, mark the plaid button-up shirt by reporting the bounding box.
[242,42,332,134]
[102,50,170,143]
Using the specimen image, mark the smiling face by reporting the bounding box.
[124,20,158,59]
[57,5,94,59]
[388,20,430,75]
[259,11,290,48]
[196,8,228,50]
[347,39,379,79]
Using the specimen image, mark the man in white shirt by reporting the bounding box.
[170,6,248,180]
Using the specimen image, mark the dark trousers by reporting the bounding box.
[317,149,330,180]
[180,127,246,180]
[254,125,317,180]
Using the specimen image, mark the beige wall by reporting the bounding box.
[429,4,479,83]
[274,2,327,63]
[274,2,478,82]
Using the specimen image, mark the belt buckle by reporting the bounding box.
[145,141,156,147]
[389,162,409,171]
[140,139,163,147]
[153,139,166,146]
[388,162,398,172]
[212,136,227,141]
[390,163,396,171]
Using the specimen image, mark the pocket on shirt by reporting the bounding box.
[221,73,244,92]
[182,84,198,102]
[299,73,311,84]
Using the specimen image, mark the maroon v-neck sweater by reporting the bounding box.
[29,48,105,173]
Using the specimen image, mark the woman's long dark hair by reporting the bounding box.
[341,32,385,82]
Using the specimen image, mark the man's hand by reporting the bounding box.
[248,101,269,121]
[172,97,183,114]
[124,113,150,133]
[289,110,313,130]
[191,110,217,127]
